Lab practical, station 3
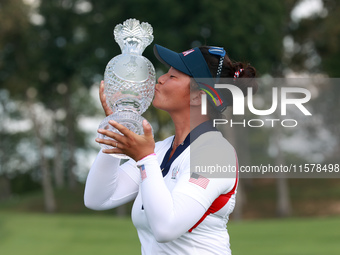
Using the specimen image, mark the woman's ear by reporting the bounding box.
[190,90,205,106]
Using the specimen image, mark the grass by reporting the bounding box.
[0,212,339,255]
[2,179,340,218]
[229,217,340,255]
[0,212,140,255]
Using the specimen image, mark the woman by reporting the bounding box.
[84,44,257,254]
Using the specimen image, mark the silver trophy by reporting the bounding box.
[97,19,156,158]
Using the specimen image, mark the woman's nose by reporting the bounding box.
[158,74,166,85]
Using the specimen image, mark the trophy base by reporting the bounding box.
[97,111,152,159]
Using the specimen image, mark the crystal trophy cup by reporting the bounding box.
[97,19,156,159]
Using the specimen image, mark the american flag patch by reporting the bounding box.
[138,164,147,180]
[182,49,195,56]
[189,173,209,189]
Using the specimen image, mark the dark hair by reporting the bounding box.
[192,46,258,119]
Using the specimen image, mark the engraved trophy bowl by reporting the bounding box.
[97,19,156,159]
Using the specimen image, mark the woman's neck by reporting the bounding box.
[171,114,190,146]
[169,108,209,146]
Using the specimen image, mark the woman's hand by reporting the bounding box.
[99,80,113,117]
[96,120,155,162]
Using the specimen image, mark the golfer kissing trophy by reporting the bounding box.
[97,18,156,159]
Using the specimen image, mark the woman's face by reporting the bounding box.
[152,67,191,113]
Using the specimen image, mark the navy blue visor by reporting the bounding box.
[153,44,228,113]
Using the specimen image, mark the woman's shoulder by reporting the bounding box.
[190,131,237,169]
[193,131,234,152]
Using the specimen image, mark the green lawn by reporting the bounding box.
[0,212,339,255]
[229,217,340,255]
[0,212,140,255]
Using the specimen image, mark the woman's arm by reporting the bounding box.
[85,81,142,210]
[137,154,237,243]
[84,151,139,210]
[94,120,237,241]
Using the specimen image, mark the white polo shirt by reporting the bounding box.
[85,122,238,255]
[120,131,238,255]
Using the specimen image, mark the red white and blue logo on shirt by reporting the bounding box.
[189,173,210,189]
[138,164,147,181]
[171,166,179,179]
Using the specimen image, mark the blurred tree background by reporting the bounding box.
[0,0,339,220]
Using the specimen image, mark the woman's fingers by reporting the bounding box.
[99,80,113,116]
[96,120,134,147]
[102,148,122,154]
[142,119,153,138]
[99,81,106,104]
[95,137,115,146]
[96,119,155,160]
[97,128,127,144]
[108,120,133,137]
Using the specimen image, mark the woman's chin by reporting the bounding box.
[152,100,166,111]
[152,99,159,108]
